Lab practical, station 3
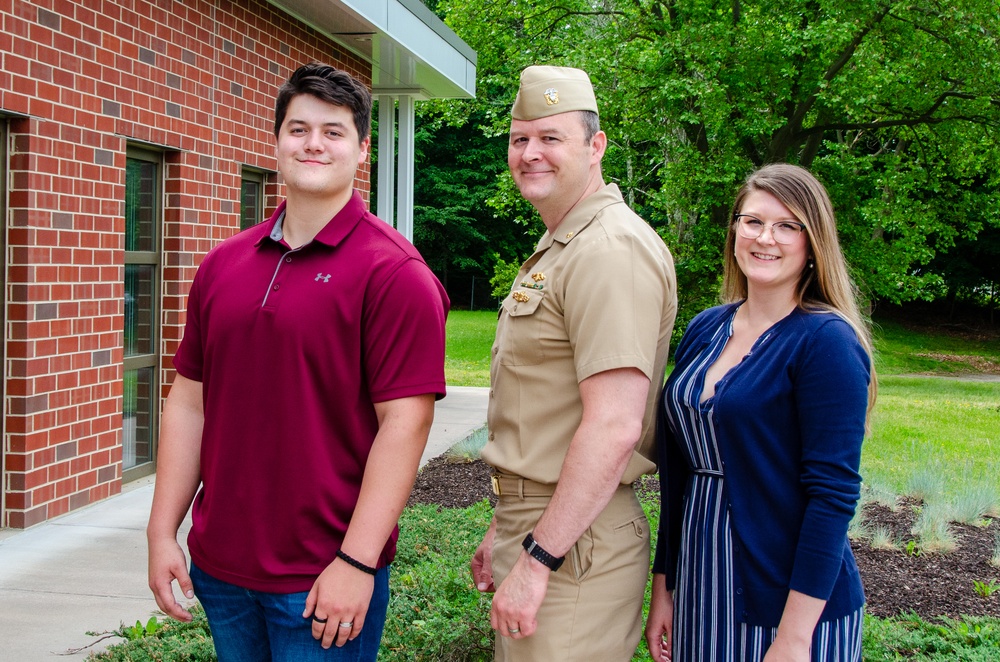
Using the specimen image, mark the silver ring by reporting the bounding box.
[508,627,520,634]
[339,621,354,628]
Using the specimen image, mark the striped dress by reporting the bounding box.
[664,310,863,662]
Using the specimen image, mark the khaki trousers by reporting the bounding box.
[491,482,650,661]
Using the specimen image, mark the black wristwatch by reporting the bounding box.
[522,532,565,571]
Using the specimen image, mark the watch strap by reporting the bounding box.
[522,532,565,571]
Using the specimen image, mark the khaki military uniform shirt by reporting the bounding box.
[481,183,677,485]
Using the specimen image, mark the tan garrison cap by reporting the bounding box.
[511,65,598,120]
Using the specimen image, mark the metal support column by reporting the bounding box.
[376,95,396,228]
[396,95,415,242]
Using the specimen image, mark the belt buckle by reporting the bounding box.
[491,474,501,496]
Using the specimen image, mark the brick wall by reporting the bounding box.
[0,0,371,528]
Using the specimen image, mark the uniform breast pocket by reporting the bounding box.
[497,289,546,366]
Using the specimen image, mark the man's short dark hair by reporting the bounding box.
[274,63,372,142]
[580,111,600,143]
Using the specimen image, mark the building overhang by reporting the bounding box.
[267,0,476,100]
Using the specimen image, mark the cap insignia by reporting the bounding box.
[544,88,559,105]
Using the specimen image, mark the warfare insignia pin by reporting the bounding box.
[544,88,559,105]
[512,291,530,303]
[531,272,545,282]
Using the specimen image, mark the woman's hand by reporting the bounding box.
[644,573,673,661]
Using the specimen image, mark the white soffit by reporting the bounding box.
[267,0,477,100]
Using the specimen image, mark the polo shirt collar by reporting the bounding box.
[255,191,368,249]
[536,183,623,250]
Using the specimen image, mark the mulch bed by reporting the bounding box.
[408,458,1000,621]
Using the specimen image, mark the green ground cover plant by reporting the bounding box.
[861,612,1000,661]
[86,607,214,661]
[381,503,495,661]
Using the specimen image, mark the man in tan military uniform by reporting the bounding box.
[470,65,677,661]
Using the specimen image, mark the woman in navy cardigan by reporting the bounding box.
[645,164,876,662]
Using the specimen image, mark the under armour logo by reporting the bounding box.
[315,273,332,283]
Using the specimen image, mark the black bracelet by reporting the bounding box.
[336,549,378,576]
[522,532,565,571]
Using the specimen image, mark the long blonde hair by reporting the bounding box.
[721,163,877,426]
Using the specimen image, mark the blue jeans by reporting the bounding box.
[190,562,389,662]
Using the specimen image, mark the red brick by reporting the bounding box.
[5,491,29,511]
[70,490,92,511]
[32,482,55,505]
[11,505,50,529]
[1,0,373,528]
[55,477,76,499]
[77,469,98,491]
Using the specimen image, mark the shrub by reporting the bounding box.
[382,501,495,661]
[860,479,899,511]
[949,480,1000,525]
[443,425,488,463]
[868,525,899,551]
[911,504,958,554]
[862,612,1000,661]
[86,607,215,661]
[907,457,946,504]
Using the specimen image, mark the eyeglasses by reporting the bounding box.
[733,214,806,245]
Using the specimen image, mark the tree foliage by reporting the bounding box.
[416,0,999,319]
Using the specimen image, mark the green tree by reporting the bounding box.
[435,0,1000,327]
[409,105,539,307]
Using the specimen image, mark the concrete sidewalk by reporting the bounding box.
[0,386,488,661]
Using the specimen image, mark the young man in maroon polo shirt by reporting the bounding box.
[147,63,449,662]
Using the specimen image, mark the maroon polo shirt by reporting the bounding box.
[174,191,448,592]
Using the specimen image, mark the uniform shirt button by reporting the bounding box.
[489,432,496,441]
[285,256,292,263]
[273,284,280,290]
[736,587,743,595]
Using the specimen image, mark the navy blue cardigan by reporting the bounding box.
[652,303,869,626]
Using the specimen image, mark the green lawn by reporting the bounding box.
[873,317,1000,376]
[864,376,1000,502]
[445,310,497,387]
